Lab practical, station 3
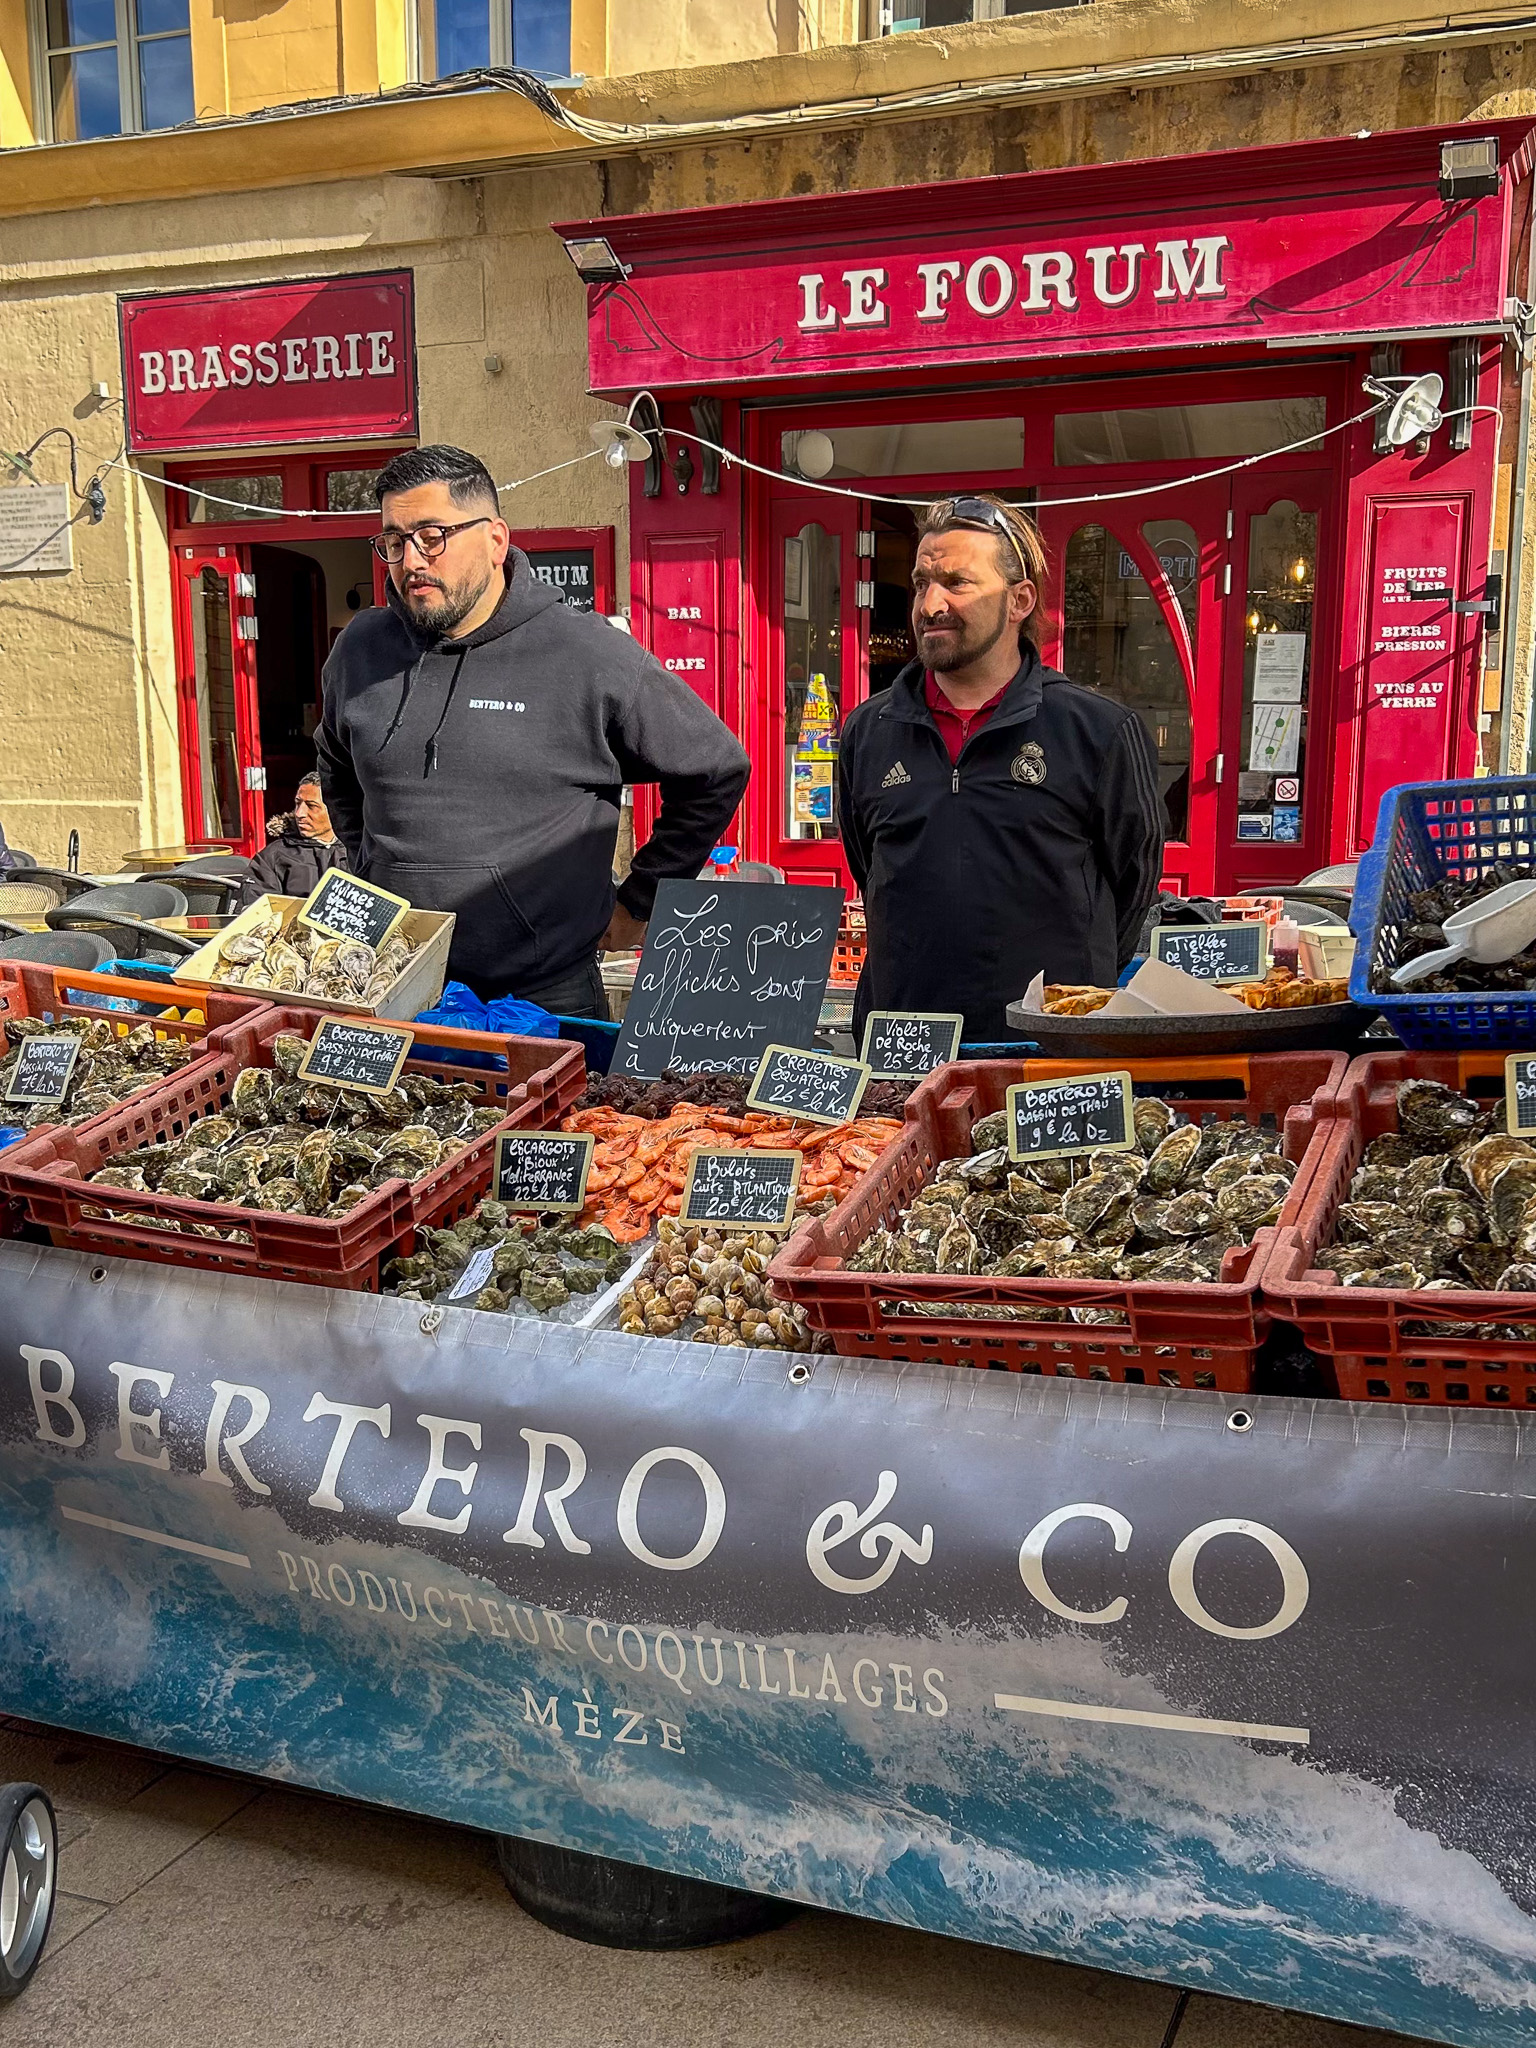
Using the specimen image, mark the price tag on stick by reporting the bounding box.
[1151,922,1267,983]
[680,1149,802,1232]
[297,870,410,950]
[492,1131,594,1213]
[296,1017,415,1095]
[747,1044,870,1126]
[859,1011,963,1081]
[5,1033,82,1106]
[1006,1071,1136,1162]
[1504,1055,1536,1135]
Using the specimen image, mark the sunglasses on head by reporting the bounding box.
[936,496,1029,579]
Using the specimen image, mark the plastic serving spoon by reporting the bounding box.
[1391,877,1536,986]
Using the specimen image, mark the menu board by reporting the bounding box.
[1006,1071,1135,1162]
[526,545,596,613]
[1151,922,1267,983]
[492,1131,594,1213]
[859,1011,963,1081]
[747,1045,869,1126]
[4,1034,81,1105]
[611,880,842,1080]
[298,871,409,949]
[296,1018,414,1095]
[679,1148,802,1231]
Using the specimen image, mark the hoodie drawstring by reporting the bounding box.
[422,648,468,778]
[377,644,469,777]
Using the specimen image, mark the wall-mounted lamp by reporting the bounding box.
[1362,371,1444,447]
[589,421,652,470]
[562,236,631,284]
[1439,136,1499,202]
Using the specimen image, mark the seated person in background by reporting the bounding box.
[236,775,350,908]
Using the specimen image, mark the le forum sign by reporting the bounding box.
[561,126,1526,392]
[118,270,417,455]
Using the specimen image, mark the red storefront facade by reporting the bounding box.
[561,121,1535,899]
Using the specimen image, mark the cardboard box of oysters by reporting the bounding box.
[768,1052,1350,1387]
[0,1007,584,1291]
[1263,1050,1536,1404]
[173,892,455,1020]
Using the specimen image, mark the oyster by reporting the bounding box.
[970,1111,1008,1152]
[935,1219,979,1274]
[1161,1188,1219,1238]
[1417,1187,1486,1245]
[230,1066,274,1123]
[1145,1124,1201,1192]
[219,932,266,965]
[374,1126,441,1179]
[1214,1174,1290,1232]
[1133,1098,1173,1154]
[271,1032,310,1079]
[1488,1159,1536,1245]
[249,1177,304,1212]
[1460,1134,1536,1202]
[1397,1078,1481,1148]
[295,1130,336,1201]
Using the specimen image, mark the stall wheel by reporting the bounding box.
[0,1784,57,1998]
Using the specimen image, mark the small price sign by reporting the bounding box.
[1504,1056,1536,1135]
[859,1010,963,1081]
[297,870,410,950]
[746,1044,870,1126]
[1006,1070,1135,1162]
[680,1149,802,1231]
[492,1131,594,1213]
[296,1017,414,1095]
[1151,922,1267,982]
[4,1033,82,1106]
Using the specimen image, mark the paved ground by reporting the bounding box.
[0,1718,1423,2048]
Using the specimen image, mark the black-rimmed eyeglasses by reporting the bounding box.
[371,517,491,564]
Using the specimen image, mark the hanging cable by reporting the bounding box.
[104,444,608,520]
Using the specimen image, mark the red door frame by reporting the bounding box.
[734,354,1360,899]
[170,544,262,852]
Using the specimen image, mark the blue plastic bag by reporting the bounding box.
[413,981,560,1069]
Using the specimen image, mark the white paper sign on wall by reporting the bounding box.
[0,484,72,575]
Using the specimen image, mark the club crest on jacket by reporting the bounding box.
[1010,742,1047,786]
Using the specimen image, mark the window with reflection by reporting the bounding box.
[782,523,842,840]
[44,0,191,138]
[1060,523,1193,840]
[189,568,243,841]
[1055,398,1326,467]
[1237,501,1316,846]
[186,475,283,522]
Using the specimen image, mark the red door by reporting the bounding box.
[753,490,866,889]
[1036,485,1229,896]
[172,544,264,854]
[1215,471,1334,890]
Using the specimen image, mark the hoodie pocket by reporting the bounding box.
[367,861,541,986]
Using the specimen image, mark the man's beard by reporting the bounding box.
[918,597,1013,673]
[400,566,494,636]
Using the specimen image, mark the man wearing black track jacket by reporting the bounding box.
[837,493,1164,1044]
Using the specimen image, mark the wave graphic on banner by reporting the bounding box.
[3,1452,1535,2048]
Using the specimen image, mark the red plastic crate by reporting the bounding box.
[0,962,273,1132]
[0,1006,584,1292]
[1262,1049,1536,1406]
[768,1051,1348,1383]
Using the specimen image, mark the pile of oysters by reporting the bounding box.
[211,909,419,1002]
[79,1028,501,1232]
[388,1199,631,1316]
[1314,1078,1536,1319]
[619,1221,819,1350]
[1377,863,1536,993]
[2,1016,196,1131]
[845,1100,1294,1322]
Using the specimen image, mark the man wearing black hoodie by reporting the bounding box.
[316,446,750,1016]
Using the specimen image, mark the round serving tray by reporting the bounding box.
[1002,998,1370,1059]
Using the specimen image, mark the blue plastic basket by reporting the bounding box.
[1349,774,1536,1049]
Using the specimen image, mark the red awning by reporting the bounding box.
[556,120,1535,395]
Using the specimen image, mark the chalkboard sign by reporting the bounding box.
[526,545,596,613]
[680,1148,802,1231]
[1151,921,1268,982]
[859,1010,964,1081]
[297,870,410,950]
[492,1131,594,1213]
[1006,1070,1136,1162]
[611,880,843,1080]
[296,1017,414,1095]
[4,1033,81,1106]
[747,1044,869,1126]
[1504,1055,1536,1135]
